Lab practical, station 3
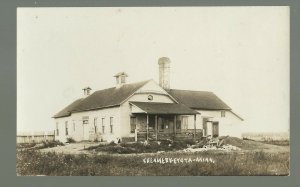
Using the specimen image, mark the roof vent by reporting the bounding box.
[83,87,92,96]
[114,72,128,88]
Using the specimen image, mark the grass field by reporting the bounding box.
[16,138,290,176]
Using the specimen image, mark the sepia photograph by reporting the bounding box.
[16,7,289,176]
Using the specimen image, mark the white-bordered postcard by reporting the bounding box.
[17,7,290,176]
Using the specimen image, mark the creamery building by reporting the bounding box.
[53,57,243,143]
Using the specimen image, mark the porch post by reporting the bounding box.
[146,114,149,141]
[194,115,196,140]
[174,115,176,136]
[135,128,138,142]
[155,115,158,141]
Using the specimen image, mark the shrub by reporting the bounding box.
[66,137,76,143]
[85,140,196,154]
[183,139,197,146]
[108,141,117,146]
[40,140,64,149]
[16,143,37,149]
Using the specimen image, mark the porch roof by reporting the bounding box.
[130,102,199,115]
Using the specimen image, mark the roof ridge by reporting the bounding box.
[92,79,151,94]
[169,88,214,93]
[130,101,179,104]
[82,79,150,100]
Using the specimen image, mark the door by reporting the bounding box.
[82,119,89,140]
[206,121,212,137]
[148,115,155,131]
[130,116,137,133]
[158,117,173,133]
[212,122,219,137]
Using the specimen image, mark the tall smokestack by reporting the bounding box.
[158,57,171,90]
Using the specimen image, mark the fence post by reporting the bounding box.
[155,115,158,141]
[31,132,35,143]
[194,115,196,140]
[146,114,149,141]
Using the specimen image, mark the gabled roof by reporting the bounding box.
[53,98,85,118]
[53,80,150,118]
[167,89,231,110]
[114,72,128,77]
[130,102,199,115]
[53,80,233,119]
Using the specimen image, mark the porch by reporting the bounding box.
[130,102,203,141]
[135,128,203,141]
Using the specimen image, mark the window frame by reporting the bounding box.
[130,117,137,133]
[147,95,153,101]
[121,76,125,83]
[110,117,114,133]
[221,110,226,117]
[94,117,98,133]
[56,122,59,136]
[102,118,105,133]
[65,121,68,135]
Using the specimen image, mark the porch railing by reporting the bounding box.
[136,129,203,141]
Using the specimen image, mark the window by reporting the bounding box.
[56,122,59,136]
[147,95,153,101]
[65,121,68,135]
[73,120,75,131]
[102,118,105,133]
[82,116,89,124]
[182,116,189,129]
[110,117,113,133]
[94,118,98,133]
[221,110,226,117]
[121,76,125,83]
[130,117,136,133]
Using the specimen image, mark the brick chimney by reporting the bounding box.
[158,57,171,90]
[114,72,128,88]
[83,87,92,96]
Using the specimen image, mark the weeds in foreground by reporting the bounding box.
[16,149,289,176]
[17,141,64,150]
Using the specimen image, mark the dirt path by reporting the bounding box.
[222,137,290,153]
[40,142,100,155]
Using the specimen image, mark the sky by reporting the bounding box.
[17,7,289,133]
